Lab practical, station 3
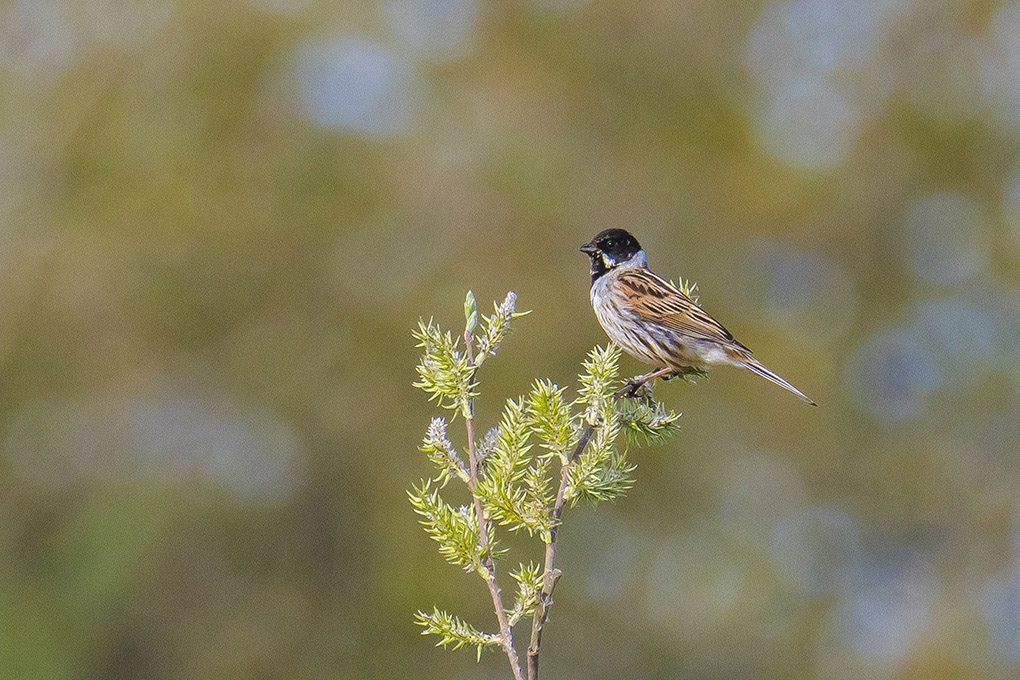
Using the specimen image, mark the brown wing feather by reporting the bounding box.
[616,269,745,349]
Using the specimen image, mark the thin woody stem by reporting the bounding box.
[526,366,673,680]
[464,329,525,680]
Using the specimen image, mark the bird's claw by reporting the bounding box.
[621,377,655,401]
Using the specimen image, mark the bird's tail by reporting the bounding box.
[742,357,817,406]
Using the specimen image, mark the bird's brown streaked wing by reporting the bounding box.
[616,269,740,346]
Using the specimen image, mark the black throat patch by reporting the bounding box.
[589,254,610,285]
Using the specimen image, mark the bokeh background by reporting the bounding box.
[2,0,1020,678]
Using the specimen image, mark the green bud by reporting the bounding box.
[464,290,478,333]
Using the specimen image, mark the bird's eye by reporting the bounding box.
[605,239,615,248]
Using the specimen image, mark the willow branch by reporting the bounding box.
[526,366,673,680]
[464,329,525,680]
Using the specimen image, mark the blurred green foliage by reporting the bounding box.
[2,0,1020,679]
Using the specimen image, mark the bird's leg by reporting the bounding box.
[621,367,675,398]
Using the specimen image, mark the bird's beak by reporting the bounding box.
[579,242,598,256]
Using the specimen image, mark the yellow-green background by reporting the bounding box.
[3,0,1020,678]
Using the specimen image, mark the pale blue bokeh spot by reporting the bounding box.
[984,576,1020,660]
[745,0,904,169]
[984,4,1020,126]
[913,298,997,388]
[845,328,940,421]
[295,36,417,136]
[0,0,76,87]
[5,391,305,502]
[744,238,858,341]
[385,0,477,60]
[764,247,828,310]
[837,552,936,664]
[754,73,861,170]
[771,505,863,596]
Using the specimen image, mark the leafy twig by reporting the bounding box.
[410,291,683,679]
[526,367,671,680]
[463,318,526,680]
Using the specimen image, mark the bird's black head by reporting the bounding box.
[580,228,645,283]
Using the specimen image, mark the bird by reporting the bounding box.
[580,228,816,405]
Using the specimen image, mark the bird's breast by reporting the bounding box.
[590,274,669,367]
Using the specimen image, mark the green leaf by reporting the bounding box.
[506,562,543,626]
[408,480,484,571]
[413,319,476,416]
[669,276,699,303]
[617,399,682,443]
[414,607,501,661]
[477,399,551,537]
[565,411,635,506]
[567,449,636,506]
[524,458,553,528]
[525,380,574,462]
[577,344,622,425]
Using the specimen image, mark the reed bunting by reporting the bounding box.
[580,228,815,405]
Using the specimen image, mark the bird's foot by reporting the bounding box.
[620,367,675,399]
[620,379,655,400]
